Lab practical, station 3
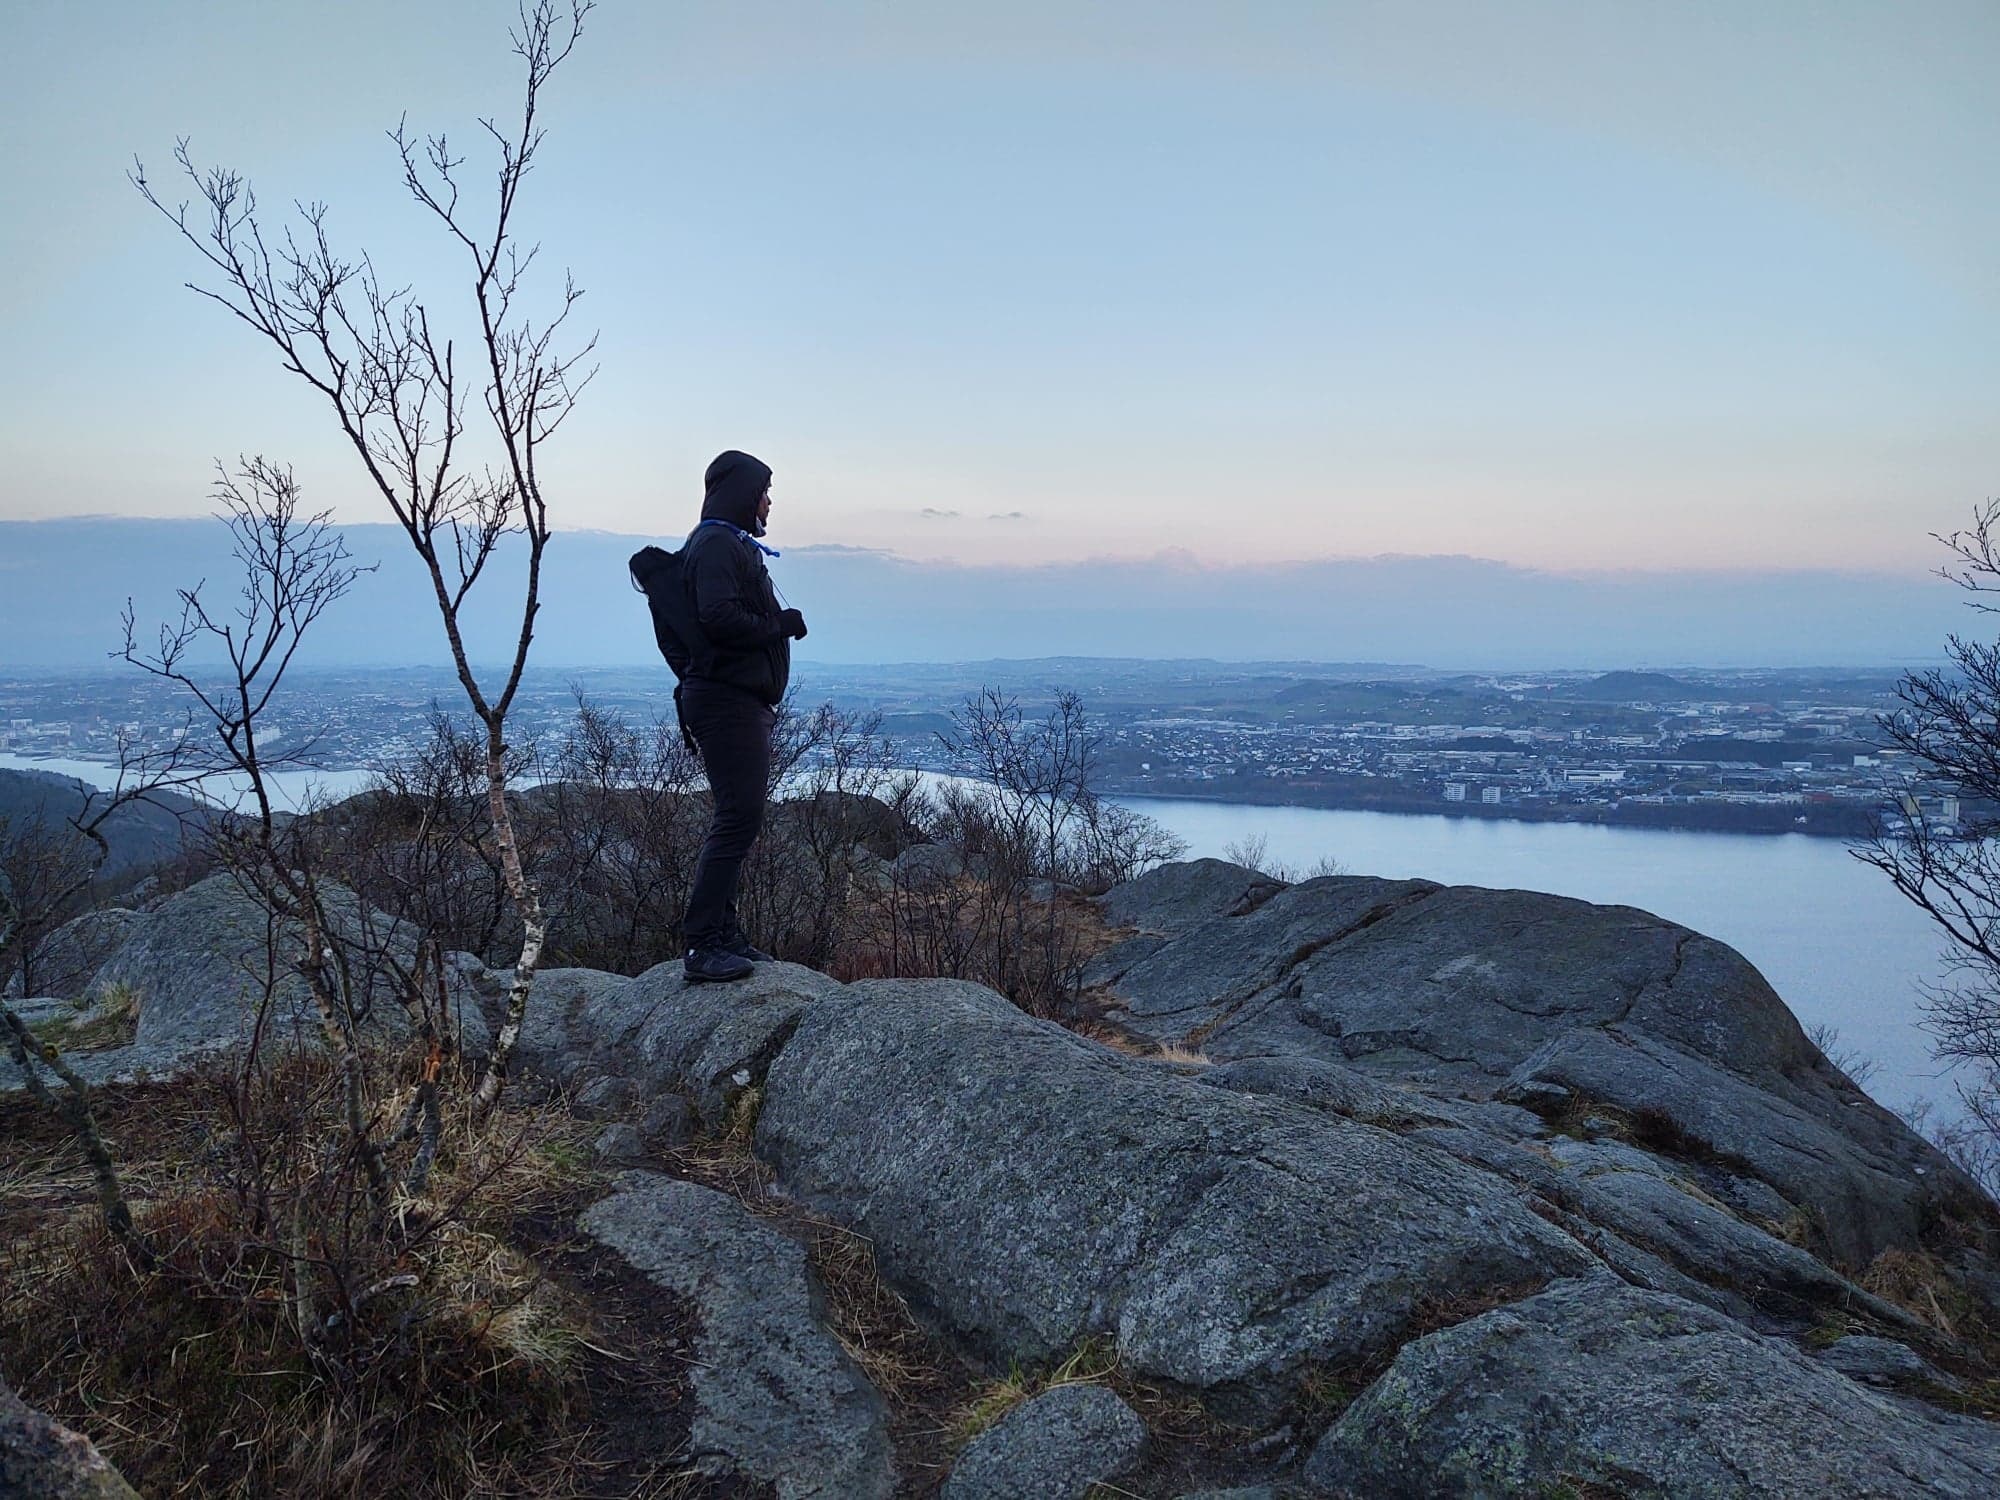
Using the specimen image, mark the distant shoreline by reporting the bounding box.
[1102,778,1878,841]
[3,751,1880,841]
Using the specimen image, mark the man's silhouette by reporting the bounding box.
[668,449,807,983]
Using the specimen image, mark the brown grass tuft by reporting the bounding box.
[0,1053,606,1500]
[953,1335,1121,1443]
[31,981,141,1053]
[1860,1248,1988,1341]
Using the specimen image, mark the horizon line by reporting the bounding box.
[0,513,1947,584]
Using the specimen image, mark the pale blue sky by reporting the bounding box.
[3,1,1995,572]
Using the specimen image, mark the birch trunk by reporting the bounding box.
[474,736,546,1112]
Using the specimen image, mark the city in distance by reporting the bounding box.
[0,655,1935,842]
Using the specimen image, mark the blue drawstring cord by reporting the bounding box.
[696,516,780,557]
[694,516,793,609]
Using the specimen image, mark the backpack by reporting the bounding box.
[629,544,712,682]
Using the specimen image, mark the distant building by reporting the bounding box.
[1481,786,1502,805]
[1444,783,1468,803]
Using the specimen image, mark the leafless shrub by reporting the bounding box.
[0,811,102,1001]
[527,696,707,973]
[1807,1020,1881,1090]
[312,710,523,965]
[844,688,1186,1017]
[1223,831,1346,883]
[742,700,919,970]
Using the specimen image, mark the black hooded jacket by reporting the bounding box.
[668,450,790,704]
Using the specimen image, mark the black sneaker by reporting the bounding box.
[723,934,776,962]
[683,947,755,984]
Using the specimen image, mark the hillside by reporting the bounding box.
[0,769,199,882]
[6,854,2000,1495]
[1568,668,1690,700]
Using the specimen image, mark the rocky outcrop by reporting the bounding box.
[472,957,844,1126]
[941,1383,1147,1499]
[26,856,2000,1497]
[3,874,479,1092]
[581,1172,896,1499]
[1304,1278,2000,1499]
[0,1371,138,1500]
[1818,1332,1959,1391]
[445,859,2000,1494]
[1403,1121,1922,1327]
[756,977,1594,1410]
[1095,856,1287,936]
[1091,862,1983,1268]
[87,874,419,1057]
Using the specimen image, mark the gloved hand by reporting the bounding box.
[779,608,809,640]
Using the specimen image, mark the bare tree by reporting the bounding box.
[120,460,405,1211]
[132,0,595,1113]
[1860,497,2000,1147]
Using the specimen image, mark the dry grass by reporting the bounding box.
[1064,1024,1208,1070]
[0,1052,609,1500]
[1861,1248,1990,1342]
[30,980,141,1052]
[1181,1001,1247,1052]
[1408,1277,1550,1340]
[723,1084,765,1145]
[1069,1021,1153,1057]
[808,1213,964,1427]
[953,1335,1122,1443]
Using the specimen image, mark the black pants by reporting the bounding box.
[679,676,776,950]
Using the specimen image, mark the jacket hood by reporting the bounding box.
[700,450,773,535]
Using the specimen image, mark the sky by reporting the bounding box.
[3,0,1997,578]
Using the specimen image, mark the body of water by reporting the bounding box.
[5,751,1956,1116]
[0,753,378,815]
[1113,794,1957,1118]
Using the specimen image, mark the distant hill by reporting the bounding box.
[0,769,200,881]
[1568,671,1691,702]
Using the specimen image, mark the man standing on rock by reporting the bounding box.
[633,450,808,983]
